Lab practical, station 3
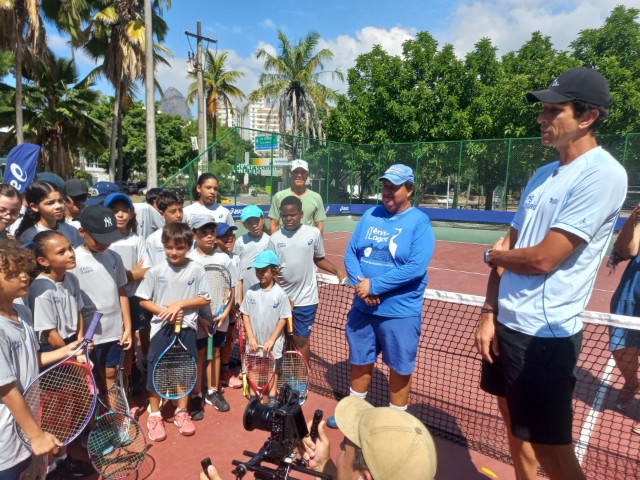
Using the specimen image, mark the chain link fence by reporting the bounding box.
[161,128,640,211]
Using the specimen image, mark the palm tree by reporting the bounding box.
[0,56,108,177]
[187,50,245,160]
[250,30,343,155]
[0,0,49,144]
[83,0,169,181]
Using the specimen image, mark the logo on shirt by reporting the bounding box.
[364,247,372,258]
[389,228,402,259]
[218,213,224,219]
[188,277,195,286]
[273,301,280,309]
[307,239,313,245]
[523,194,537,211]
[53,297,62,305]
[549,197,559,205]
[277,242,286,248]
[80,267,93,275]
[364,226,390,243]
[158,276,168,284]
[10,341,22,352]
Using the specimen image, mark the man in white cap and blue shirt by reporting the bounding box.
[268,159,327,235]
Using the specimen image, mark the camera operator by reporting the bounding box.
[199,396,437,480]
[300,397,437,480]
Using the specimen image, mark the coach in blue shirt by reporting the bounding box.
[475,68,627,480]
[333,164,435,421]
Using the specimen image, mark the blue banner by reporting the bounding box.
[3,143,40,192]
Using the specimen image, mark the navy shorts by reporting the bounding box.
[90,340,122,368]
[39,333,78,353]
[196,330,226,351]
[609,325,640,351]
[146,324,196,393]
[480,322,582,445]
[292,305,318,338]
[345,308,422,376]
[130,296,150,331]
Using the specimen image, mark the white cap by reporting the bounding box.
[290,159,309,172]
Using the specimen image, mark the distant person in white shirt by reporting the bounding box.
[134,188,165,240]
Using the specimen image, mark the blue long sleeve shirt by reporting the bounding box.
[344,206,435,317]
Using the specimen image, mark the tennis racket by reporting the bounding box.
[16,312,103,447]
[204,265,232,361]
[278,317,309,404]
[152,322,197,400]
[19,454,47,480]
[88,346,146,479]
[236,319,249,397]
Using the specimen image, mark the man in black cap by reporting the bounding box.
[475,68,627,479]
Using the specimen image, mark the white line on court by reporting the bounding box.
[574,355,616,465]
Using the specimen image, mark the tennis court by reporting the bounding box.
[68,215,637,479]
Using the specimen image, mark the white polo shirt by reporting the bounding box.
[498,146,627,337]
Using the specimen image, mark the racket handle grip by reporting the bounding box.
[174,322,182,334]
[287,317,293,335]
[310,409,323,442]
[84,312,103,341]
[118,344,128,368]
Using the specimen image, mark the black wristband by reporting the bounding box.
[480,307,498,315]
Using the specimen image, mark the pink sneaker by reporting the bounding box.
[147,415,166,442]
[174,410,196,436]
[228,374,243,389]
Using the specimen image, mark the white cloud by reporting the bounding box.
[441,0,632,57]
[259,18,276,29]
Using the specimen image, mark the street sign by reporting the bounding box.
[255,135,278,151]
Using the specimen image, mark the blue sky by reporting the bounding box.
[45,0,636,108]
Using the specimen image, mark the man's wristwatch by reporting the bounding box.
[484,248,496,268]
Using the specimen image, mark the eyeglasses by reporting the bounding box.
[0,207,21,218]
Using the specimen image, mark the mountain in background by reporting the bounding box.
[159,87,192,120]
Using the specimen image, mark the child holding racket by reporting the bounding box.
[136,223,210,441]
[72,205,132,405]
[187,216,235,415]
[105,192,151,397]
[16,181,83,248]
[0,239,88,478]
[240,250,290,404]
[26,231,95,477]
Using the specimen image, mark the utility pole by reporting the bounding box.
[144,0,157,188]
[186,22,216,175]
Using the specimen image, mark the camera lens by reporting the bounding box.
[243,398,274,432]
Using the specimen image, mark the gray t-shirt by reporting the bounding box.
[145,228,165,265]
[109,232,152,297]
[183,202,234,227]
[234,233,270,295]
[134,203,165,240]
[240,283,291,359]
[19,221,84,248]
[135,259,210,339]
[28,273,84,345]
[0,304,39,470]
[268,188,327,227]
[71,247,128,345]
[187,249,234,335]
[268,225,325,306]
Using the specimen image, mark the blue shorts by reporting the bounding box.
[195,331,227,351]
[292,305,318,338]
[346,308,421,376]
[130,296,150,331]
[39,333,78,353]
[90,340,122,368]
[146,325,196,393]
[609,325,640,351]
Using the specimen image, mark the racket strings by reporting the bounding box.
[152,344,197,398]
[100,384,129,416]
[278,352,309,395]
[88,412,146,479]
[20,361,95,444]
[246,351,275,388]
[207,271,231,313]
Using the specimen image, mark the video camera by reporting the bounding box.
[231,384,332,480]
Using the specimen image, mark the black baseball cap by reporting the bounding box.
[526,67,612,108]
[65,179,89,197]
[79,205,123,245]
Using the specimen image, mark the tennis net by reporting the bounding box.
[311,274,639,479]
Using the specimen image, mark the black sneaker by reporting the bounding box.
[46,467,66,480]
[189,395,205,421]
[205,390,230,412]
[55,455,94,477]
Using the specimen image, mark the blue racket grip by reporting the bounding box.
[84,312,103,341]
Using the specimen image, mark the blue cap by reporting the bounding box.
[241,205,264,222]
[251,250,279,268]
[189,214,217,230]
[85,181,122,206]
[104,192,134,210]
[379,164,414,185]
[36,172,65,195]
[216,223,237,237]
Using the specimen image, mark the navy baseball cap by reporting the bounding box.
[85,181,121,206]
[79,205,123,244]
[216,223,237,237]
[36,172,66,195]
[526,67,612,108]
[379,164,414,185]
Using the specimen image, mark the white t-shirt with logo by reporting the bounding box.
[499,147,627,337]
[145,228,165,265]
[183,202,234,227]
[234,233,270,295]
[109,232,152,297]
[268,225,325,306]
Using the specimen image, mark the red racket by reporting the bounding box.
[277,317,309,404]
